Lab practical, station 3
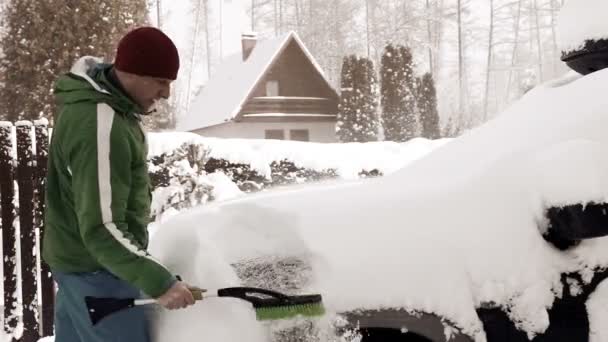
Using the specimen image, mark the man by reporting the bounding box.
[43,27,195,341]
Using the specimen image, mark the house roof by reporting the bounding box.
[177,31,337,132]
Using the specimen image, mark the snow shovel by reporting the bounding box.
[85,286,325,325]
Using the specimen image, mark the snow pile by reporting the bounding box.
[557,0,608,53]
[149,68,608,342]
[148,143,215,222]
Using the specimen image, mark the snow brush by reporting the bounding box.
[85,287,325,325]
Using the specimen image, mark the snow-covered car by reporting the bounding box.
[148,3,608,342]
[148,64,608,342]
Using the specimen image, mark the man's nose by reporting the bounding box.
[160,84,171,99]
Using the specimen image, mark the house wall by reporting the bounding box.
[192,121,337,143]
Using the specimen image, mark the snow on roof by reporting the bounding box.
[177,31,336,132]
[557,0,608,53]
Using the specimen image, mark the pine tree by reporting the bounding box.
[336,55,357,142]
[417,73,440,139]
[381,44,418,142]
[380,44,400,141]
[336,55,378,142]
[355,57,379,142]
[398,45,418,140]
[0,0,148,122]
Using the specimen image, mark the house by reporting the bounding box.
[177,31,339,142]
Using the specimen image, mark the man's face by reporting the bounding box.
[128,75,173,111]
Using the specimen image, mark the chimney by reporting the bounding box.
[242,32,258,61]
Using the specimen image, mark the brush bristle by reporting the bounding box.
[255,303,326,321]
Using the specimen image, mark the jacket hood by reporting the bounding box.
[54,56,143,115]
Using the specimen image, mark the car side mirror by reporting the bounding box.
[544,202,608,250]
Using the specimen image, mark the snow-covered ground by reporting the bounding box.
[146,67,608,342]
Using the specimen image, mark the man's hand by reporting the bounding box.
[157,281,196,310]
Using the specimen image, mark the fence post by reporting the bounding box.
[16,122,39,341]
[0,123,18,340]
[34,121,54,337]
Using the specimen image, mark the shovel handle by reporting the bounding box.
[134,298,157,305]
[175,275,207,300]
[190,288,207,301]
[134,288,210,306]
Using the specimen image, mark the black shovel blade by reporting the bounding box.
[84,297,136,326]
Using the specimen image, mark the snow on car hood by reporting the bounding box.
[151,69,608,342]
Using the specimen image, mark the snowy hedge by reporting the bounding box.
[147,132,447,221]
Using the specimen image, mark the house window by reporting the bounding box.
[265,129,285,140]
[290,129,309,142]
[266,80,279,96]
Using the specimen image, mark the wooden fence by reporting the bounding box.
[0,121,54,342]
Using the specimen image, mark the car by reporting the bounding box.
[149,58,608,340]
[149,5,608,341]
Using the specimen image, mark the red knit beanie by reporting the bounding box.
[114,27,180,80]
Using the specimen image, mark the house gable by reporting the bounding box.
[236,36,339,122]
[250,39,337,98]
[179,31,339,132]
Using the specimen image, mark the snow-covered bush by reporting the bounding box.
[148,138,390,220]
[149,142,214,221]
[202,157,266,192]
[269,159,340,186]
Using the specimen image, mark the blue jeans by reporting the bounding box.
[53,270,150,342]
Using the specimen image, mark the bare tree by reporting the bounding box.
[186,0,203,113]
[157,0,162,28]
[457,0,464,117]
[251,0,255,31]
[220,0,223,59]
[533,0,544,82]
[549,0,559,73]
[432,0,445,77]
[204,0,211,78]
[274,0,278,36]
[366,0,370,58]
[505,0,523,103]
[484,0,495,120]
[279,0,283,34]
[294,0,301,32]
[425,0,433,73]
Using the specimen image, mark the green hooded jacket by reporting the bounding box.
[42,56,175,297]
